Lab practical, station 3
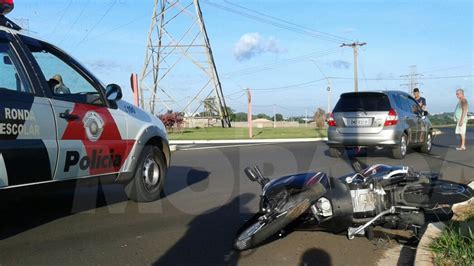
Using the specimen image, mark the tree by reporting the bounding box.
[273,113,284,121]
[314,108,326,128]
[225,106,236,121]
[256,113,271,120]
[234,112,248,122]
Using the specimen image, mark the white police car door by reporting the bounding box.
[0,32,57,187]
[21,37,130,181]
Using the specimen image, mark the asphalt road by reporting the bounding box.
[0,128,472,265]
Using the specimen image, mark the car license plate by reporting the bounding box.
[347,118,371,127]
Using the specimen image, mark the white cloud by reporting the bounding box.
[233,32,286,61]
[326,60,351,69]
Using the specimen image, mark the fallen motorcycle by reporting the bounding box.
[234,161,473,250]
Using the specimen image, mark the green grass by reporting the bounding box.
[430,212,474,266]
[168,127,327,140]
[432,124,474,129]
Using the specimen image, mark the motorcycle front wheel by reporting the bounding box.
[234,198,311,251]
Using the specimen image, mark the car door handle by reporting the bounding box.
[59,110,80,121]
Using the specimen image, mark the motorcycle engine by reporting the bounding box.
[348,182,386,217]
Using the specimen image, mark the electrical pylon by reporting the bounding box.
[400,65,423,93]
[139,0,231,127]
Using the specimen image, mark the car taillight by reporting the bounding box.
[0,0,14,15]
[327,113,336,127]
[384,108,398,126]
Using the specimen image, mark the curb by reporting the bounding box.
[414,222,445,266]
[169,138,327,145]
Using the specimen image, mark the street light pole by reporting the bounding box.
[309,59,332,114]
[341,42,367,92]
[327,79,332,114]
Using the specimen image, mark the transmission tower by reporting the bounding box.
[400,65,423,93]
[139,0,231,127]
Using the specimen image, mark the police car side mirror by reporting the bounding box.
[105,84,122,102]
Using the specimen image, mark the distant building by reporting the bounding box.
[253,118,273,128]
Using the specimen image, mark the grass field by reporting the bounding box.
[168,127,327,140]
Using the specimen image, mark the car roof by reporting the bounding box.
[340,90,410,97]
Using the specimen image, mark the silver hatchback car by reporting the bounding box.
[327,91,433,159]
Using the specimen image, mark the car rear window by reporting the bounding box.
[333,93,391,112]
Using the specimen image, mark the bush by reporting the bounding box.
[158,111,184,133]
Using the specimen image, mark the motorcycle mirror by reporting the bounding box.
[244,167,258,182]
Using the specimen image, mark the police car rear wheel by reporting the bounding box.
[125,145,166,202]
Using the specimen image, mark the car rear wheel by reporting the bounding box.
[124,145,167,202]
[392,133,408,159]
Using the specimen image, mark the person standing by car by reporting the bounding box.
[454,89,469,150]
[413,88,427,111]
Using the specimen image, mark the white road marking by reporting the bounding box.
[177,143,271,151]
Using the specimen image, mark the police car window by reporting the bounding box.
[0,42,30,94]
[26,45,103,105]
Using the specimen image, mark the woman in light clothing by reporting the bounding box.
[454,89,469,150]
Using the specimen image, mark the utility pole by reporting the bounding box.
[341,42,367,92]
[247,88,253,138]
[139,0,231,127]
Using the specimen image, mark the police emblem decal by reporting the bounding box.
[83,111,104,142]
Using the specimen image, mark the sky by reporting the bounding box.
[11,0,474,116]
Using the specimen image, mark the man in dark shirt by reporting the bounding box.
[413,88,427,111]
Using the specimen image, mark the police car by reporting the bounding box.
[0,1,170,202]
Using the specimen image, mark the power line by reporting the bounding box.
[222,0,351,43]
[224,47,343,77]
[74,0,118,48]
[49,0,73,37]
[202,0,347,44]
[419,63,473,74]
[251,78,327,91]
[58,0,91,45]
[328,74,474,81]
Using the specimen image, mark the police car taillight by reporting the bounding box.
[0,0,14,15]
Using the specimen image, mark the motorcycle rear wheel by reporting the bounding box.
[234,199,311,251]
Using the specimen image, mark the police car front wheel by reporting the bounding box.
[124,145,167,202]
